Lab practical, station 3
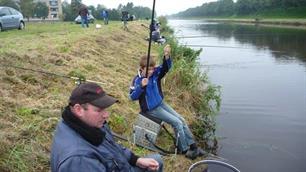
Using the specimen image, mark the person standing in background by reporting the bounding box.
[101,10,109,25]
[79,5,89,28]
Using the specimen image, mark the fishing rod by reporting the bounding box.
[0,63,107,85]
[145,0,156,77]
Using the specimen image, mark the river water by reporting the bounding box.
[168,19,306,172]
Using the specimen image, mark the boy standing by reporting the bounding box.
[129,45,205,160]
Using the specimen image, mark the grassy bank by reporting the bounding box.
[0,20,220,172]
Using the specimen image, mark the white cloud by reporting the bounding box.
[70,0,217,16]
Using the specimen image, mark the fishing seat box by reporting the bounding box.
[133,112,163,150]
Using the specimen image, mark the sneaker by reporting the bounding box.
[197,147,207,157]
[185,147,207,160]
[185,148,198,160]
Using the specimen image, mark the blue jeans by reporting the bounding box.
[147,102,195,152]
[132,154,163,172]
[81,16,88,28]
[104,17,109,25]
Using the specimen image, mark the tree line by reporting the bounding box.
[0,0,48,19]
[0,0,153,21]
[172,0,306,17]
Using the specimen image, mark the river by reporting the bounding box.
[168,19,306,172]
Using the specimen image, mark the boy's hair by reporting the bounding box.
[139,55,156,68]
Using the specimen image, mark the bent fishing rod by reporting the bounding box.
[0,63,107,85]
[145,0,156,77]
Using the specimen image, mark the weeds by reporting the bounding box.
[108,113,127,134]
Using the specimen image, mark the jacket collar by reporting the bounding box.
[62,106,105,146]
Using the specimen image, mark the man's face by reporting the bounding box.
[80,104,109,128]
[141,66,154,78]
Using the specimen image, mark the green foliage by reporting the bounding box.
[67,69,86,81]
[57,45,70,53]
[0,0,19,10]
[33,1,49,18]
[5,145,28,172]
[172,0,306,18]
[70,0,82,18]
[19,0,34,19]
[158,16,174,34]
[92,4,107,20]
[109,113,127,134]
[16,107,39,117]
[108,9,121,21]
[174,0,235,17]
[119,2,152,19]
[62,1,75,21]
[132,146,146,155]
[255,7,306,18]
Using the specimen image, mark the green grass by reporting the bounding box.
[251,7,306,19]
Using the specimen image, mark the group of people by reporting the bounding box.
[51,14,205,172]
[78,5,109,28]
[77,5,145,33]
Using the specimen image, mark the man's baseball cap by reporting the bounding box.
[69,82,118,109]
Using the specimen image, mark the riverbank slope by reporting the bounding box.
[0,21,217,171]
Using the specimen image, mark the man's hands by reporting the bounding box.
[164,44,171,59]
[136,158,160,171]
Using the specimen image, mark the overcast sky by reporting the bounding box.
[78,0,217,16]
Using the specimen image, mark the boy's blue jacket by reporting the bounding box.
[130,57,172,112]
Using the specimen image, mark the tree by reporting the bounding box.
[88,5,96,16]
[71,0,82,17]
[19,0,34,20]
[95,4,107,19]
[62,1,74,21]
[34,1,48,18]
[0,0,19,10]
[108,8,120,20]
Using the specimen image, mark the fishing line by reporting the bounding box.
[185,44,252,49]
[0,63,107,85]
[176,35,214,38]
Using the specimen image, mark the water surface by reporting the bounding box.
[169,19,306,172]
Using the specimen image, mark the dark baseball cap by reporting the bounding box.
[69,82,118,109]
